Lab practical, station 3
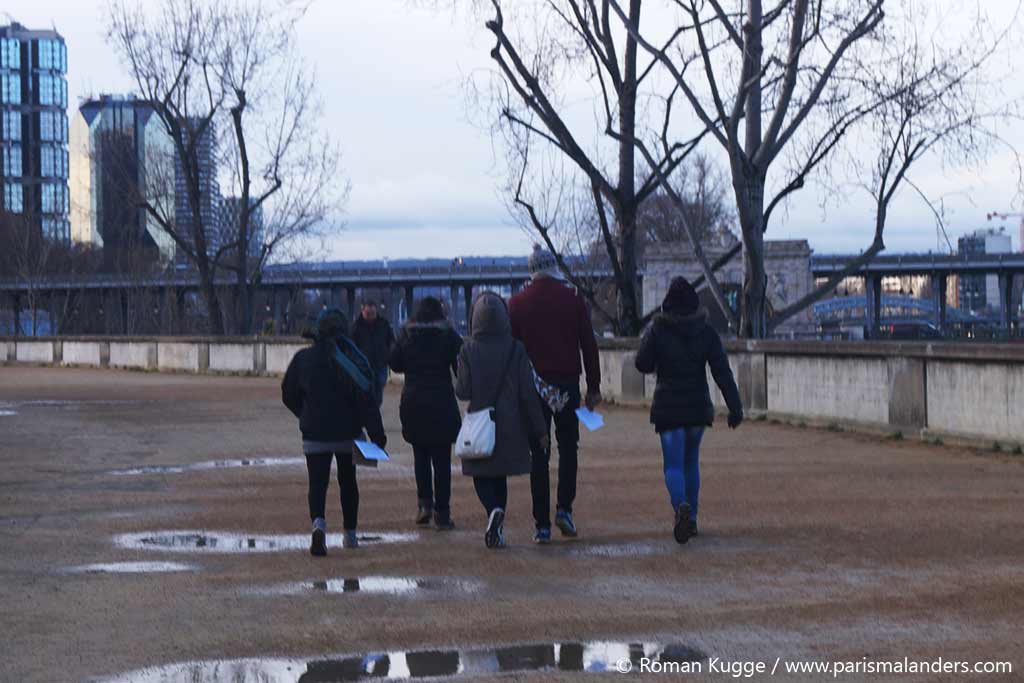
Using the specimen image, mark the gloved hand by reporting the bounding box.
[585,390,603,411]
[727,412,743,429]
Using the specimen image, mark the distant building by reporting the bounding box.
[217,195,265,260]
[174,118,221,266]
[0,22,70,242]
[69,95,177,263]
[957,227,1012,312]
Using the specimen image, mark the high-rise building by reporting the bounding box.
[0,22,69,241]
[69,94,177,263]
[217,195,265,260]
[957,227,1012,312]
[174,118,221,265]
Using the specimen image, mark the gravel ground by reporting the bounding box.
[0,366,1021,682]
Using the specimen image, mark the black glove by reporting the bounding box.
[727,412,743,429]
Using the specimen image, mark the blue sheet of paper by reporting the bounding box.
[353,440,390,462]
[575,408,605,432]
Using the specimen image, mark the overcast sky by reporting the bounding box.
[6,0,1024,260]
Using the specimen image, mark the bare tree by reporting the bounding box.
[106,0,345,335]
[637,152,735,256]
[478,0,730,335]
[0,211,107,335]
[217,1,347,335]
[611,0,1019,337]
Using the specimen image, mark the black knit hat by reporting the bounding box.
[663,276,700,315]
[316,308,348,340]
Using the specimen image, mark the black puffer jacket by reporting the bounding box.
[635,309,742,432]
[350,316,395,371]
[281,339,386,445]
[389,321,464,446]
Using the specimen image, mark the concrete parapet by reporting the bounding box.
[1,335,1020,446]
[209,344,256,374]
[15,341,54,364]
[158,342,207,372]
[264,342,307,376]
[110,342,157,370]
[62,341,104,368]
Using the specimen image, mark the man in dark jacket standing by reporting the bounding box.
[282,308,387,556]
[351,300,395,406]
[509,245,602,543]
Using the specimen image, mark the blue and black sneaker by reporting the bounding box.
[485,508,506,549]
[555,510,578,538]
[533,527,552,544]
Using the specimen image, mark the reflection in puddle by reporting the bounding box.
[115,530,418,553]
[0,410,16,417]
[103,640,705,682]
[110,457,304,476]
[65,561,197,574]
[259,576,479,597]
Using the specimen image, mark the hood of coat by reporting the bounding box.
[470,292,511,339]
[403,320,451,334]
[656,308,708,337]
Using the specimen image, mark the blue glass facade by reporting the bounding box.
[0,24,69,242]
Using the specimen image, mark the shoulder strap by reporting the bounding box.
[490,342,518,406]
[331,336,374,393]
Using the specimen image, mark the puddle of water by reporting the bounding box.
[64,561,198,574]
[103,640,705,682]
[115,530,419,553]
[109,457,304,476]
[567,542,670,558]
[0,410,16,417]
[0,399,143,409]
[257,576,480,597]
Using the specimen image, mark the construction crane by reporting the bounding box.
[986,212,1024,253]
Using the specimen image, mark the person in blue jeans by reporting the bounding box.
[635,277,743,544]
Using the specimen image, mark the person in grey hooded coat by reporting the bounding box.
[455,291,547,549]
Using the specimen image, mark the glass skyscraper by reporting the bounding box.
[69,94,177,264]
[0,22,70,242]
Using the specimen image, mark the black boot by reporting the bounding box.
[416,500,433,526]
[433,510,455,531]
[673,503,692,544]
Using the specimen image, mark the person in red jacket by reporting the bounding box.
[509,245,602,543]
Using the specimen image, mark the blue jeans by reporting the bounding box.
[374,368,388,407]
[659,427,705,520]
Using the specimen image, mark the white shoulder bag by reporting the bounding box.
[456,345,517,460]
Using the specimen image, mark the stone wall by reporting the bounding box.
[2,336,1021,447]
[583,337,1022,446]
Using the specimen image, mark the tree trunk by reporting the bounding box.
[616,203,641,334]
[196,260,224,335]
[614,0,643,336]
[737,173,768,338]
[739,0,768,339]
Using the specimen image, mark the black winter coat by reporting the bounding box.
[350,316,395,371]
[281,340,386,445]
[635,309,743,432]
[388,322,464,446]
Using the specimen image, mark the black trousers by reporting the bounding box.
[473,476,508,514]
[305,452,359,530]
[530,383,581,529]
[413,444,452,515]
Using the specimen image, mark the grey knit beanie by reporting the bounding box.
[528,244,559,279]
